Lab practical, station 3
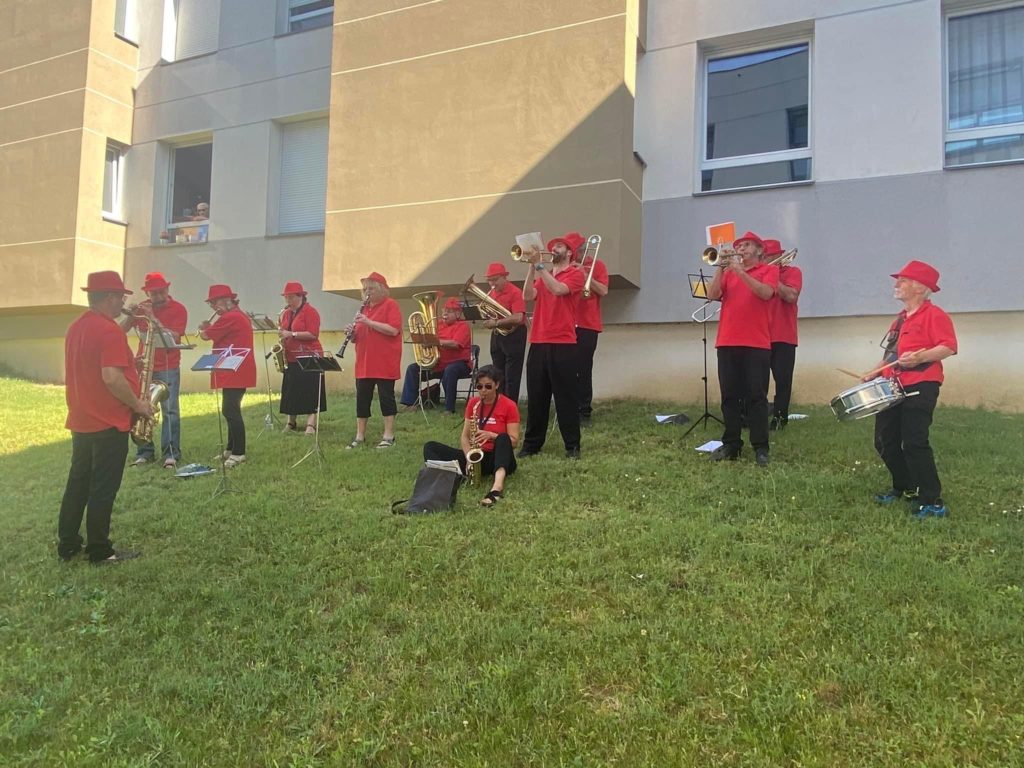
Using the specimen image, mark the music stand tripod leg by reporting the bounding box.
[211,387,242,500]
[681,299,724,440]
[255,332,280,439]
[292,368,326,469]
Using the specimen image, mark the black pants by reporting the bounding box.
[718,346,771,451]
[355,378,397,418]
[770,342,797,421]
[523,342,580,453]
[490,325,527,403]
[874,382,942,504]
[57,428,130,561]
[423,434,517,478]
[575,327,599,418]
[222,387,246,456]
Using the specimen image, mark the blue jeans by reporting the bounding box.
[136,368,181,461]
[399,360,471,413]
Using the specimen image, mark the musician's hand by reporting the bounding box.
[344,322,356,335]
[278,328,290,340]
[476,429,498,442]
[354,313,368,325]
[135,400,155,419]
[483,319,496,329]
[199,321,211,331]
[724,258,743,273]
[898,350,925,368]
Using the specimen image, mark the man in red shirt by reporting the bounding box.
[762,240,802,431]
[59,271,153,564]
[706,230,779,466]
[400,297,472,414]
[483,262,527,403]
[519,231,586,459]
[573,237,609,427]
[121,272,188,468]
[870,260,957,518]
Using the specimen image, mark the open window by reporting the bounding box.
[163,142,211,244]
[103,142,127,222]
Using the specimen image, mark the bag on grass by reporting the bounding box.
[391,460,463,514]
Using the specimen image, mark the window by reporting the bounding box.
[173,0,221,60]
[166,143,211,241]
[279,119,329,233]
[115,0,138,42]
[701,43,811,192]
[103,142,127,221]
[289,0,333,32]
[946,6,1024,167]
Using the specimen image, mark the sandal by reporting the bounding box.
[304,425,317,435]
[376,437,396,449]
[346,438,365,449]
[223,454,246,468]
[480,490,503,508]
[283,422,297,433]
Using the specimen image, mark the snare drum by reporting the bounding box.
[830,377,905,422]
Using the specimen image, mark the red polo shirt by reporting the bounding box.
[715,263,779,350]
[354,297,403,380]
[529,266,585,344]
[889,300,958,386]
[465,394,520,452]
[575,259,608,332]
[203,307,257,389]
[488,282,526,326]
[768,266,802,345]
[437,318,472,368]
[130,297,188,371]
[65,310,139,433]
[281,302,324,363]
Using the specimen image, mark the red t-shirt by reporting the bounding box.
[715,263,779,350]
[437,319,472,368]
[575,259,609,332]
[130,297,188,371]
[65,310,139,433]
[204,307,257,389]
[529,266,585,344]
[488,282,527,326]
[354,297,403,380]
[888,301,958,386]
[281,302,324,363]
[768,266,802,345]
[465,394,520,452]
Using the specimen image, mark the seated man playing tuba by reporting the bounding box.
[399,297,472,415]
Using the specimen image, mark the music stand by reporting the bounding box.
[291,354,342,468]
[682,269,724,438]
[248,312,281,437]
[406,329,441,422]
[191,346,250,499]
[459,302,486,322]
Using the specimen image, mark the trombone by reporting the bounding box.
[580,234,602,298]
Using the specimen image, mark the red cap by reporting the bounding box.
[205,284,237,303]
[485,262,509,278]
[281,281,307,296]
[547,231,586,258]
[361,272,389,288]
[81,271,132,294]
[891,260,940,292]
[142,272,170,292]
[762,239,784,258]
[733,231,764,249]
[444,298,462,311]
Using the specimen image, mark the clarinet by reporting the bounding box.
[336,296,369,358]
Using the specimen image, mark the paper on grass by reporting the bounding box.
[788,413,808,420]
[696,440,723,452]
[655,413,691,425]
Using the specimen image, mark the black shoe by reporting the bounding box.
[710,445,741,462]
[565,447,581,460]
[91,549,141,565]
[58,550,80,563]
[516,449,538,459]
[579,415,592,428]
[755,448,770,467]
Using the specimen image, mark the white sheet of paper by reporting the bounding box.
[696,440,723,452]
[655,414,681,424]
[788,413,808,420]
[515,232,545,254]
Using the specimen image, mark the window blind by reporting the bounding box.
[279,119,329,233]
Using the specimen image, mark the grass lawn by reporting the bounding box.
[1,373,1022,766]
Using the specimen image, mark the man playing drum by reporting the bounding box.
[870,260,957,518]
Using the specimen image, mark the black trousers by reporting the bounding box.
[523,342,580,453]
[718,346,771,451]
[423,433,517,478]
[222,387,246,456]
[575,327,599,417]
[355,378,397,418]
[874,382,942,504]
[490,325,527,403]
[770,342,797,420]
[58,428,130,561]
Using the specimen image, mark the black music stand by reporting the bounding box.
[291,353,342,468]
[682,269,724,438]
[248,313,281,438]
[192,347,250,499]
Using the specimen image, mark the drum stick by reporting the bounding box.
[835,367,863,380]
[858,349,927,380]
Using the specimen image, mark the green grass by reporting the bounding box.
[1,373,1022,766]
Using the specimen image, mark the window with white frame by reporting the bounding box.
[114,0,138,42]
[166,142,212,241]
[701,43,811,192]
[946,5,1024,167]
[279,119,329,233]
[289,0,334,33]
[173,0,221,60]
[103,142,127,221]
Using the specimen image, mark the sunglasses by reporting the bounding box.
[475,382,495,390]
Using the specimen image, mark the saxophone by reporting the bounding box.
[269,344,286,373]
[127,312,170,446]
[465,399,484,486]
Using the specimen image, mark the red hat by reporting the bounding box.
[444,298,462,311]
[281,281,307,296]
[547,231,586,257]
[485,262,509,278]
[891,260,940,292]
[762,239,784,258]
[205,284,237,303]
[361,271,388,288]
[733,231,764,249]
[142,272,170,292]
[81,271,132,294]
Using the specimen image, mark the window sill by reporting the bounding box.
[945,156,1024,172]
[695,179,814,197]
[275,25,333,40]
[114,33,139,48]
[267,230,325,239]
[102,215,128,226]
[157,240,209,247]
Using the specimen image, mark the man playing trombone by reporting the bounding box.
[483,262,527,403]
[762,240,802,431]
[573,236,608,427]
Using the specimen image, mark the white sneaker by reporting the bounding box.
[224,454,246,468]
[130,457,150,467]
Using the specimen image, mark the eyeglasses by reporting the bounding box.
[475,383,495,390]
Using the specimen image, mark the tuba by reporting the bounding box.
[408,290,441,370]
[461,274,515,336]
[126,311,170,445]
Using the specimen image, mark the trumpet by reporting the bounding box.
[580,234,602,298]
[702,246,739,267]
[511,244,555,263]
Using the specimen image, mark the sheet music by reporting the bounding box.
[515,232,545,254]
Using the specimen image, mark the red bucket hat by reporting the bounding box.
[205,284,237,303]
[733,231,764,249]
[444,297,462,311]
[81,271,132,294]
[762,239,784,258]
[485,262,509,278]
[361,272,388,289]
[281,281,307,296]
[891,260,940,292]
[547,231,586,257]
[142,272,170,292]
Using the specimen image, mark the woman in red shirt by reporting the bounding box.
[277,281,326,434]
[347,272,402,448]
[423,364,521,507]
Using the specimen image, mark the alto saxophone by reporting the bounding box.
[126,310,170,446]
[466,399,484,486]
[268,343,286,374]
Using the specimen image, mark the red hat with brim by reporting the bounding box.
[281,281,307,296]
[81,271,132,294]
[891,260,940,292]
[444,298,462,311]
[142,272,170,292]
[733,231,764,249]
[762,239,784,258]
[206,284,237,303]
[361,272,388,289]
[547,231,586,258]
[485,262,509,278]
